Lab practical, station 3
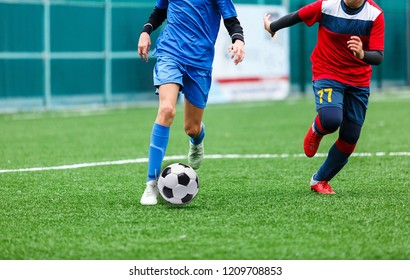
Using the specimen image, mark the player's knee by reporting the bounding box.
[158,105,176,122]
[319,113,342,133]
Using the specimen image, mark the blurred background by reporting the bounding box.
[0,0,408,111]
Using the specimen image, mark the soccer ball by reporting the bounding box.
[158,163,200,205]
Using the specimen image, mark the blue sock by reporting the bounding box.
[314,143,350,182]
[147,123,170,182]
[190,123,205,145]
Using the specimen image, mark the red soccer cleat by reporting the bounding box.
[310,181,335,194]
[304,125,323,157]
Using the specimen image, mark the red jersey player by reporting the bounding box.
[264,0,385,194]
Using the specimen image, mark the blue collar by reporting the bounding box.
[341,0,367,15]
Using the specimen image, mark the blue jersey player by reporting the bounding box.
[138,0,245,205]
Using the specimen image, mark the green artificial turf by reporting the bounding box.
[0,93,409,260]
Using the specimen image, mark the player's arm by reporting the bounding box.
[269,11,302,33]
[138,7,167,62]
[361,12,384,65]
[363,50,384,65]
[265,0,322,36]
[223,17,245,65]
[264,11,302,37]
[347,36,384,65]
[224,17,244,44]
[141,7,167,35]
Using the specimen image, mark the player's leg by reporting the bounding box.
[141,84,180,205]
[307,79,344,194]
[141,56,183,206]
[185,99,205,169]
[311,84,369,194]
[304,79,343,157]
[314,119,361,182]
[309,106,343,194]
[304,107,343,157]
[182,66,211,170]
[149,83,180,181]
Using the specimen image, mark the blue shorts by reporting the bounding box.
[153,56,212,109]
[312,79,370,125]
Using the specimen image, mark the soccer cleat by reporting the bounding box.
[310,176,335,194]
[188,141,204,170]
[304,124,323,157]
[140,180,159,205]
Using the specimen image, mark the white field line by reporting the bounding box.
[1,152,409,174]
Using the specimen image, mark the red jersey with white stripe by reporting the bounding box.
[298,0,384,87]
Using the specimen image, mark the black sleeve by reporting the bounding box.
[223,17,245,43]
[141,7,167,34]
[269,11,302,33]
[362,50,384,65]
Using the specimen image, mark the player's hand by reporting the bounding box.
[347,36,364,60]
[138,32,151,62]
[264,13,276,38]
[228,40,245,65]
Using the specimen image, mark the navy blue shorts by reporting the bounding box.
[153,56,212,109]
[312,79,370,125]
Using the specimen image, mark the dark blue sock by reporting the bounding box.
[147,123,170,181]
[190,123,205,145]
[314,143,350,182]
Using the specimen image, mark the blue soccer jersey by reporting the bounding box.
[153,0,238,70]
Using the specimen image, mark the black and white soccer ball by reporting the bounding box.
[158,163,199,205]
